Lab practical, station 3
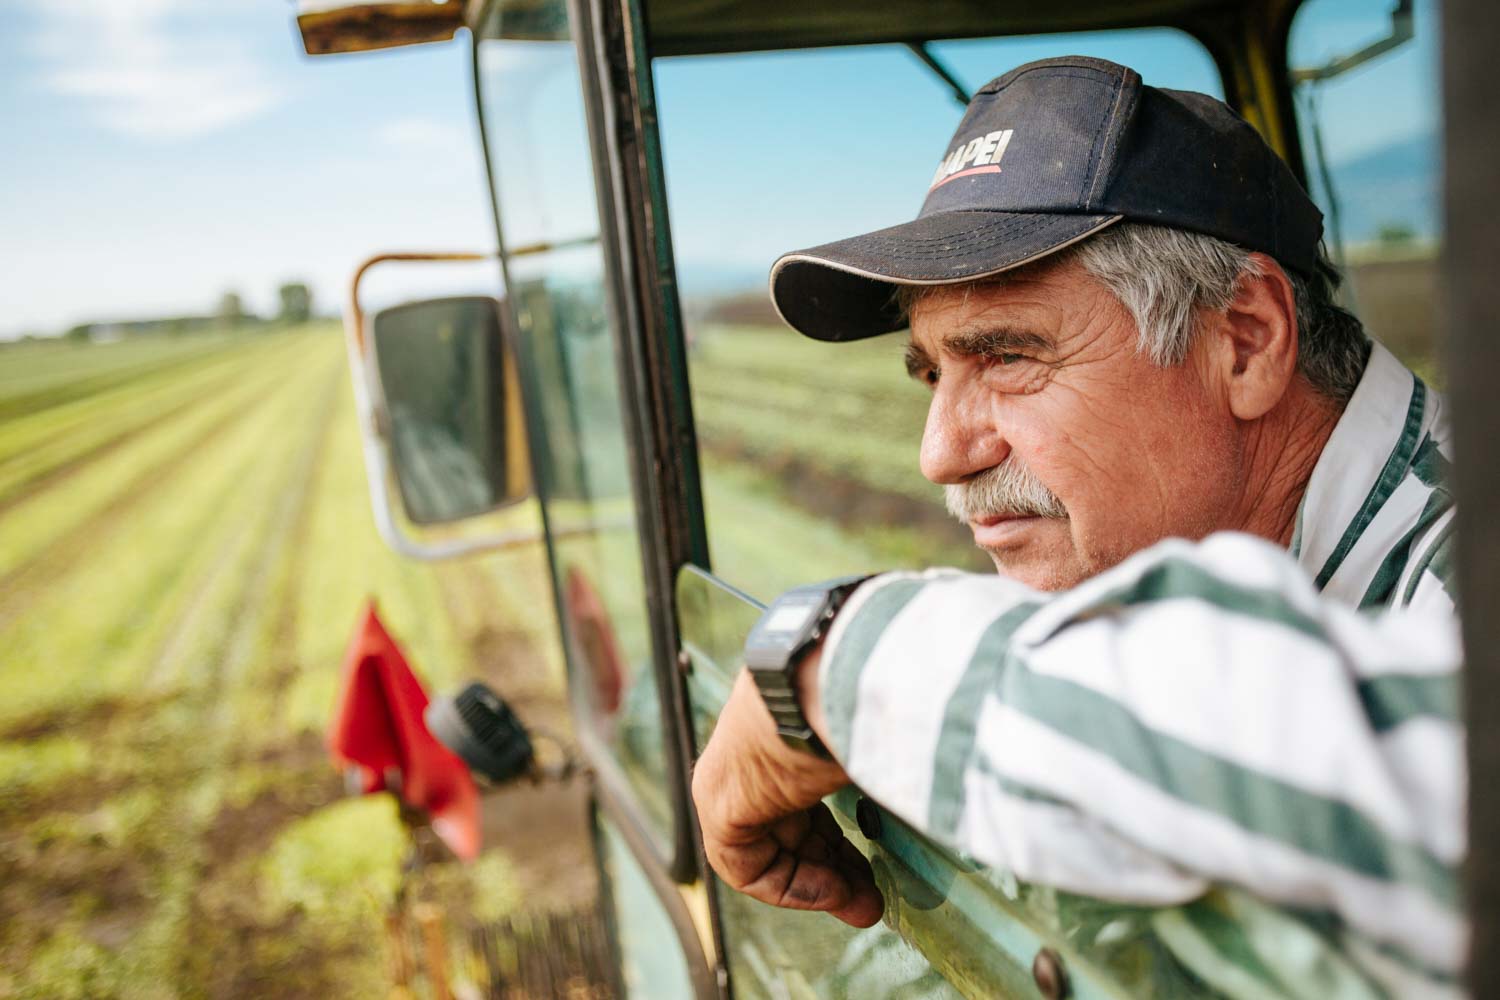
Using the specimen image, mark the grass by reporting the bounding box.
[688,322,990,593]
[688,323,937,498]
[0,327,558,1000]
[0,318,981,999]
[0,335,240,416]
[0,336,292,508]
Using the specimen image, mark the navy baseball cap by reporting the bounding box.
[769,56,1324,342]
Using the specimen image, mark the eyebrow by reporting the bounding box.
[904,341,935,379]
[904,326,1054,380]
[946,327,1054,357]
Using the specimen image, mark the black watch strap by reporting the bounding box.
[743,575,873,759]
[751,662,833,759]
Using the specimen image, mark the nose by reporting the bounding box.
[919,380,1010,485]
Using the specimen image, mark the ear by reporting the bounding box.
[1208,254,1299,422]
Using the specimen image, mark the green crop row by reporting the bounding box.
[0,336,323,583]
[697,403,929,498]
[0,333,248,420]
[686,321,940,500]
[690,323,915,394]
[0,327,236,371]
[0,336,344,726]
[1,334,358,998]
[0,333,314,509]
[689,366,926,438]
[0,333,230,392]
[0,330,305,454]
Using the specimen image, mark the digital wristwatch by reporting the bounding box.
[743,575,873,759]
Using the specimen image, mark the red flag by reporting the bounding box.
[327,600,480,860]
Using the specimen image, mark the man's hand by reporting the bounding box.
[692,663,884,928]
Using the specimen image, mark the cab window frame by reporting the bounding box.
[467,0,709,894]
[468,1,720,994]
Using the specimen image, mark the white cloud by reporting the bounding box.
[376,116,471,155]
[31,0,285,139]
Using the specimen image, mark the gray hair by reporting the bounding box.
[896,222,1370,402]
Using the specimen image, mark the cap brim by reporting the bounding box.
[770,211,1122,342]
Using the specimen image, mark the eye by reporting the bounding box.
[981,351,1050,395]
[924,367,940,386]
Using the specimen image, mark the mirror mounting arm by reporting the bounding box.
[347,251,493,352]
[1290,0,1415,84]
[345,250,536,562]
[905,42,972,108]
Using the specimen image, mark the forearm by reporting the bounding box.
[814,532,1466,972]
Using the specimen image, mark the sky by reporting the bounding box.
[655,29,1224,297]
[653,0,1440,298]
[0,0,1438,339]
[0,0,492,338]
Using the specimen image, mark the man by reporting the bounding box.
[692,56,1463,992]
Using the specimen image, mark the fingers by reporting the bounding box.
[746,848,854,911]
[692,691,882,928]
[813,806,885,928]
[706,804,886,929]
[827,860,884,928]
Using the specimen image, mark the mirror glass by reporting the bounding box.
[370,295,529,524]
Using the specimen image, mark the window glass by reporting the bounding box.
[1289,0,1442,380]
[654,31,1222,601]
[476,3,674,850]
[597,815,696,1000]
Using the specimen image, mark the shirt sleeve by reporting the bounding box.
[816,531,1466,976]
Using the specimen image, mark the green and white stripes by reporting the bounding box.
[821,537,1465,979]
[1303,344,1455,612]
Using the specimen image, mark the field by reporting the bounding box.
[689,323,988,601]
[0,327,576,1000]
[0,322,973,999]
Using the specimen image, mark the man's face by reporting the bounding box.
[906,257,1244,590]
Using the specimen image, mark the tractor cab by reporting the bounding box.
[299,0,1500,996]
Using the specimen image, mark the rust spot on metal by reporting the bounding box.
[297,3,465,57]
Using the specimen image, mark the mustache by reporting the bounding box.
[945,460,1067,523]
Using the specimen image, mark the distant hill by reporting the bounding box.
[1317,131,1439,246]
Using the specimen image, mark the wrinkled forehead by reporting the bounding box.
[903,257,1137,365]
[900,249,1091,326]
[903,261,1074,336]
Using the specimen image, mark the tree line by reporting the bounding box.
[62,282,319,342]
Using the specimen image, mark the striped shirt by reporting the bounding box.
[817,341,1463,993]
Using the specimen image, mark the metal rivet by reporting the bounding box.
[855,797,883,841]
[1031,947,1069,999]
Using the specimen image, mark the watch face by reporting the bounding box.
[761,597,821,636]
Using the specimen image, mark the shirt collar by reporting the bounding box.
[1293,340,1426,591]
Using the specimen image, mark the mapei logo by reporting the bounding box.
[929,129,1015,190]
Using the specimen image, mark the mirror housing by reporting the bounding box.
[346,252,540,561]
[296,2,466,56]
